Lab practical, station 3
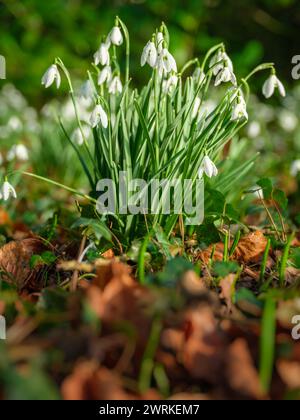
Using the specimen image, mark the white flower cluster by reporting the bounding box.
[141,30,178,94]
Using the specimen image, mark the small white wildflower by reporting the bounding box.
[215,64,237,87]
[98,66,112,85]
[141,41,158,68]
[231,96,248,121]
[156,48,177,76]
[291,160,300,177]
[108,76,123,95]
[192,97,201,119]
[210,50,233,76]
[108,26,123,46]
[0,181,17,201]
[163,74,178,94]
[94,43,110,66]
[262,73,286,99]
[41,64,61,89]
[198,156,218,179]
[90,104,108,129]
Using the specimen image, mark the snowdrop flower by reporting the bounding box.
[98,66,112,85]
[0,181,17,201]
[41,64,61,89]
[72,126,90,146]
[7,144,29,162]
[163,73,178,94]
[215,64,237,87]
[141,41,158,68]
[94,43,110,66]
[108,76,123,95]
[192,97,201,119]
[107,26,123,46]
[231,96,248,121]
[210,50,233,76]
[291,160,300,177]
[198,156,218,178]
[193,67,206,85]
[90,104,108,129]
[156,48,177,76]
[79,80,95,100]
[262,73,286,99]
[156,32,164,54]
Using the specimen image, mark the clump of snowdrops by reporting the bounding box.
[3,18,286,244]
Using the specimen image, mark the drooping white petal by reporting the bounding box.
[90,104,108,129]
[98,66,112,85]
[108,76,123,95]
[141,41,157,68]
[199,156,218,178]
[163,74,178,94]
[262,74,285,99]
[108,26,123,46]
[231,97,248,121]
[215,66,237,87]
[262,75,276,99]
[210,51,233,76]
[276,77,286,97]
[1,181,17,201]
[41,64,61,89]
[192,97,201,119]
[94,44,110,66]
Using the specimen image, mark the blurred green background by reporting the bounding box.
[1,0,299,106]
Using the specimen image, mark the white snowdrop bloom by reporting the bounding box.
[163,74,178,94]
[108,26,123,46]
[98,66,112,85]
[72,126,90,146]
[0,181,17,201]
[262,74,286,99]
[79,80,95,100]
[108,76,123,95]
[279,110,298,132]
[7,144,29,162]
[193,67,206,85]
[90,104,108,129]
[231,97,248,121]
[94,43,110,66]
[41,64,61,89]
[215,65,237,87]
[156,32,164,54]
[210,50,233,76]
[156,48,177,76]
[141,41,158,68]
[198,156,218,179]
[247,121,261,139]
[192,97,201,119]
[290,160,300,177]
